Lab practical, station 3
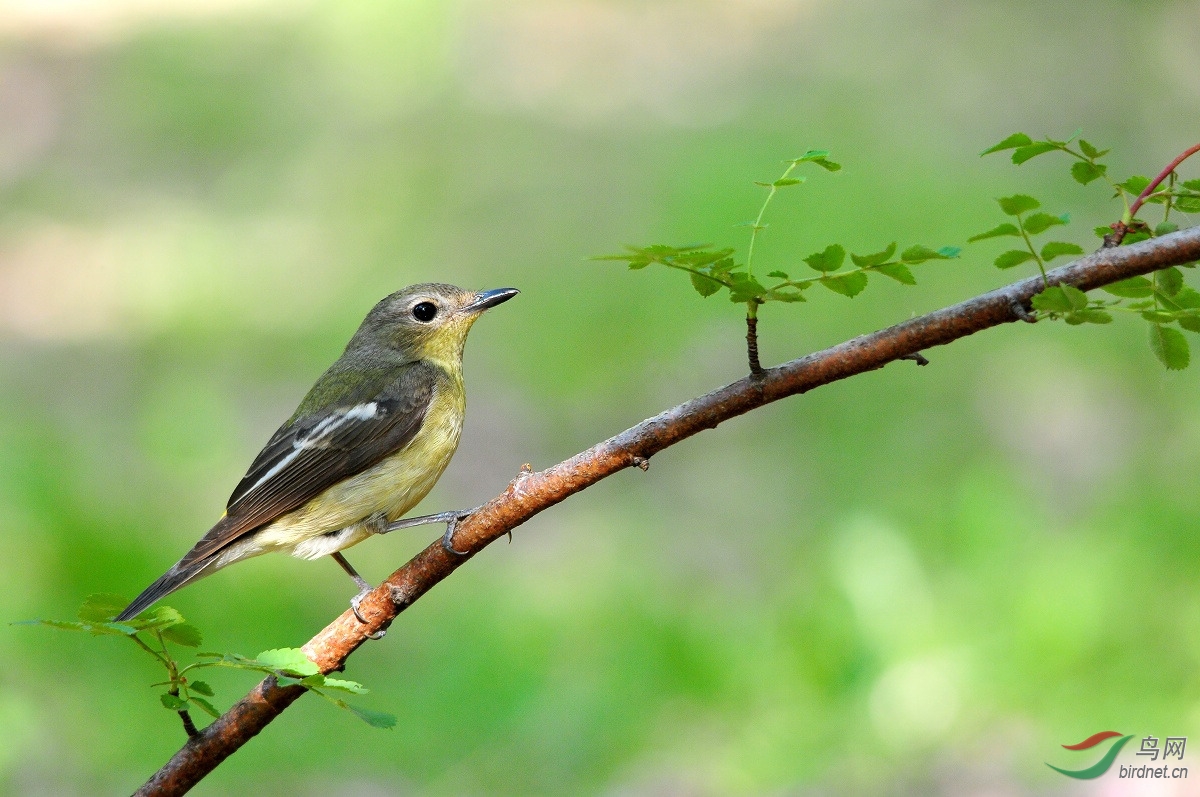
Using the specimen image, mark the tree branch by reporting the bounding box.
[135,226,1200,796]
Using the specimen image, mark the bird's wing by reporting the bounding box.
[178,360,438,567]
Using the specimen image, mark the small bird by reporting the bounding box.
[115,283,518,623]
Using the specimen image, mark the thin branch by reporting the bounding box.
[1105,142,1200,247]
[135,225,1200,796]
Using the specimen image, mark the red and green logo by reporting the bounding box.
[1047,731,1134,779]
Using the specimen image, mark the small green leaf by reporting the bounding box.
[1157,268,1185,297]
[1059,284,1088,311]
[1150,324,1190,370]
[766,270,789,279]
[773,177,803,187]
[1030,287,1074,313]
[188,696,220,719]
[850,242,897,268]
[1142,311,1177,323]
[161,623,202,648]
[809,157,841,172]
[1171,287,1200,309]
[189,680,215,697]
[1156,222,1180,237]
[1012,142,1059,164]
[1119,176,1151,195]
[997,194,1041,216]
[874,263,916,284]
[1183,179,1200,192]
[134,606,185,630]
[1176,196,1200,213]
[160,693,188,711]
[710,257,737,275]
[1041,242,1084,262]
[1065,309,1112,325]
[1178,316,1200,334]
[1023,212,1069,235]
[1102,276,1153,298]
[980,132,1032,156]
[79,594,127,624]
[343,703,397,729]
[767,289,806,303]
[255,648,320,677]
[1124,231,1152,245]
[793,149,830,161]
[1070,161,1107,185]
[819,271,869,297]
[320,678,370,695]
[98,622,139,636]
[1095,225,1113,239]
[689,272,723,297]
[967,224,1020,242]
[1078,139,1107,159]
[18,619,88,631]
[727,273,767,303]
[803,244,846,273]
[994,250,1035,269]
[901,244,957,264]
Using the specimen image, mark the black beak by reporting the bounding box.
[465,287,519,313]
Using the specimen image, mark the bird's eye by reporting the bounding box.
[412,302,438,322]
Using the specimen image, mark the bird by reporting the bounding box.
[115,283,518,624]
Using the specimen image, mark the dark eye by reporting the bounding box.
[412,302,438,322]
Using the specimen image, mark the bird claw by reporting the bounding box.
[441,512,473,556]
[350,590,386,639]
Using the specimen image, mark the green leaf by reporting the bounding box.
[1150,324,1190,370]
[1101,276,1153,298]
[17,619,88,631]
[320,678,370,695]
[1095,225,1113,239]
[997,194,1041,216]
[803,244,846,273]
[1183,179,1200,192]
[1031,287,1071,313]
[819,271,869,297]
[901,244,958,264]
[1070,161,1107,185]
[1078,139,1107,159]
[255,648,320,677]
[850,242,897,268]
[1156,222,1180,237]
[1012,142,1059,164]
[1179,316,1200,334]
[793,149,830,161]
[968,224,1020,242]
[710,257,737,275]
[188,696,220,719]
[767,289,806,303]
[1142,311,1177,323]
[994,250,1035,269]
[1171,287,1200,309]
[160,693,188,711]
[1175,196,1200,213]
[980,132,1032,155]
[78,594,127,623]
[1023,212,1069,235]
[773,177,804,187]
[134,606,185,630]
[98,622,139,636]
[1158,267,1185,297]
[874,263,916,284]
[1124,231,1152,246]
[189,680,215,697]
[809,157,841,172]
[689,271,723,297]
[1065,309,1112,325]
[766,270,789,279]
[161,623,202,648]
[342,703,397,729]
[727,273,767,303]
[1060,284,1089,311]
[1119,175,1151,195]
[1041,242,1084,262]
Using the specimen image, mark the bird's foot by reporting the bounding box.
[331,551,385,639]
[349,589,386,639]
[383,506,481,556]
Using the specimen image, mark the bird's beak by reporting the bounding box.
[464,287,519,313]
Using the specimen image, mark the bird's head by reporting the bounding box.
[348,283,519,367]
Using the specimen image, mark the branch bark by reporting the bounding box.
[135,226,1200,796]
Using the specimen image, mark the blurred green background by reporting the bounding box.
[3,1,1200,794]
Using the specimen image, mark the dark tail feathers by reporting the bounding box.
[114,560,210,622]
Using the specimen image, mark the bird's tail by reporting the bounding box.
[114,559,212,622]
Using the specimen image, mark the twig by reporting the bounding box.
[899,353,929,366]
[1105,142,1200,247]
[135,225,1200,797]
[746,313,763,375]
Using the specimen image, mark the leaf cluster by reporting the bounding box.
[16,595,395,731]
[981,132,1200,369]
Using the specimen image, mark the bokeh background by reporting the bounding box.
[3,1,1200,794]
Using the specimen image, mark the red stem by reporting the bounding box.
[1129,142,1200,219]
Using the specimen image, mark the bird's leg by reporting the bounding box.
[330,551,385,639]
[382,506,482,556]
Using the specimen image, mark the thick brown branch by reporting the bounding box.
[136,226,1200,796]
